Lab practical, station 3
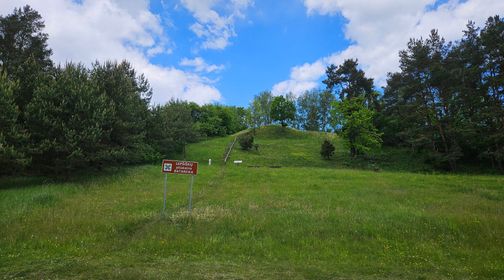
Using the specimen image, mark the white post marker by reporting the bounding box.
[161,160,198,213]
[209,158,212,165]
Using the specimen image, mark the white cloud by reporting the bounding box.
[180,57,225,73]
[273,0,504,96]
[180,0,253,50]
[0,0,222,105]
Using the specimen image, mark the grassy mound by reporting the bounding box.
[228,125,430,172]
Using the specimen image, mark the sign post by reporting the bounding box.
[161,160,198,213]
[188,175,194,211]
[163,173,168,212]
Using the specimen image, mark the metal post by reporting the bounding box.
[163,173,168,212]
[188,175,194,212]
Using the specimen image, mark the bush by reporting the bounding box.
[320,139,335,160]
[238,134,254,150]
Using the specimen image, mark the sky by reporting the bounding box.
[1,0,503,107]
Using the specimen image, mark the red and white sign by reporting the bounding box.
[162,160,198,175]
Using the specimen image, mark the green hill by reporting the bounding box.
[1,126,503,279]
[189,125,430,172]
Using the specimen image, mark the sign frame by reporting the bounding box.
[162,160,198,175]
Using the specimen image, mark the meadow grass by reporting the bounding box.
[1,127,503,279]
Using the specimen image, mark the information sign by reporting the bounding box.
[162,160,198,175]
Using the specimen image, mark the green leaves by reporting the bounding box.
[0,71,30,174]
[26,63,111,174]
[380,16,504,171]
[270,95,296,127]
[332,97,382,157]
[320,139,335,160]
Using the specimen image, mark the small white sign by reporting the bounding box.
[163,163,172,172]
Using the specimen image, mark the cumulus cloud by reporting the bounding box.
[180,0,253,50]
[273,0,504,96]
[0,0,222,105]
[180,57,225,73]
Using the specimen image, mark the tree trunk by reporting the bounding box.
[350,145,356,157]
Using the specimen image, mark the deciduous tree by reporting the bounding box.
[271,95,296,127]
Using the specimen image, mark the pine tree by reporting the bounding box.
[0,5,53,112]
[26,63,111,175]
[91,61,153,163]
[0,71,29,174]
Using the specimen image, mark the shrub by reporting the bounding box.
[238,134,254,150]
[320,139,335,160]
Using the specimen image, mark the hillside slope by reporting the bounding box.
[188,125,430,172]
[1,126,503,279]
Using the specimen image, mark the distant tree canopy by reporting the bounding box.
[270,95,296,127]
[296,89,335,131]
[248,91,273,129]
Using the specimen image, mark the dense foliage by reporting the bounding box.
[320,139,335,160]
[238,133,254,151]
[270,95,296,127]
[332,97,382,157]
[0,6,248,176]
[379,17,504,170]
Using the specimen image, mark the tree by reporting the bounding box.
[319,90,335,131]
[194,104,226,137]
[323,59,377,109]
[270,95,296,127]
[250,91,273,126]
[479,16,504,170]
[297,90,321,131]
[91,60,152,163]
[296,89,335,131]
[238,133,254,150]
[320,139,335,160]
[0,5,53,112]
[0,70,29,174]
[147,100,199,159]
[246,105,262,133]
[26,63,112,175]
[381,30,463,170]
[332,97,382,157]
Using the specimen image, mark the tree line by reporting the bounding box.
[380,18,503,171]
[248,16,503,171]
[1,6,502,175]
[0,6,247,176]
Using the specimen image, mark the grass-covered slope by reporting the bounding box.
[1,126,503,279]
[229,126,430,172]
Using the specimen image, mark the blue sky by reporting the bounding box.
[1,0,503,106]
[149,0,349,106]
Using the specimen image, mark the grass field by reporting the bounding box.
[1,127,503,279]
